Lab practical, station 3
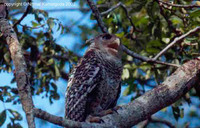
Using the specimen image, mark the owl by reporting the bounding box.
[65,33,123,122]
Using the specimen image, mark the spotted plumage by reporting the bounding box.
[65,33,123,122]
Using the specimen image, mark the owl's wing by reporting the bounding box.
[65,62,101,121]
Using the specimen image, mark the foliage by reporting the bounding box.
[0,0,200,127]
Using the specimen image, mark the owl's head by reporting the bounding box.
[89,33,121,57]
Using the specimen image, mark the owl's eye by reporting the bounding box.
[102,34,112,40]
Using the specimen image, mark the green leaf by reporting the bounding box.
[190,10,200,18]
[123,82,136,96]
[131,0,147,11]
[146,40,162,54]
[180,108,184,118]
[37,71,42,79]
[54,65,60,78]
[31,21,39,27]
[0,110,7,126]
[4,52,10,63]
[161,107,167,112]
[47,19,55,30]
[115,32,124,38]
[171,16,182,25]
[122,68,130,80]
[135,16,149,26]
[123,86,131,96]
[47,59,54,65]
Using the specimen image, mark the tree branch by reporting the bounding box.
[101,59,200,127]
[0,3,35,128]
[158,0,200,8]
[121,45,180,67]
[101,2,121,16]
[33,108,113,128]
[13,0,32,28]
[101,2,140,32]
[86,0,108,33]
[153,26,200,60]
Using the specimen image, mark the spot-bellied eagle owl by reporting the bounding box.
[65,33,123,122]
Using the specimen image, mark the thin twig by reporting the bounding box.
[101,2,140,32]
[13,0,32,28]
[122,45,180,67]
[156,0,182,35]
[153,26,200,60]
[150,117,175,128]
[158,0,200,8]
[86,0,108,33]
[101,2,121,15]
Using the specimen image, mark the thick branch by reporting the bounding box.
[0,3,35,128]
[34,108,113,128]
[101,59,200,127]
[153,26,200,60]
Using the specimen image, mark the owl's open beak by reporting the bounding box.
[107,38,120,50]
[106,38,120,55]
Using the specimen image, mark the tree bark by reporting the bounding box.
[0,3,35,128]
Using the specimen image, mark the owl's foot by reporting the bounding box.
[86,115,104,123]
[92,106,122,117]
[99,106,122,115]
[86,106,122,123]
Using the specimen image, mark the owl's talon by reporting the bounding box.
[112,106,122,113]
[111,108,118,114]
[99,118,104,123]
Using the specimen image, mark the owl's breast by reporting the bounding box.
[96,69,121,109]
